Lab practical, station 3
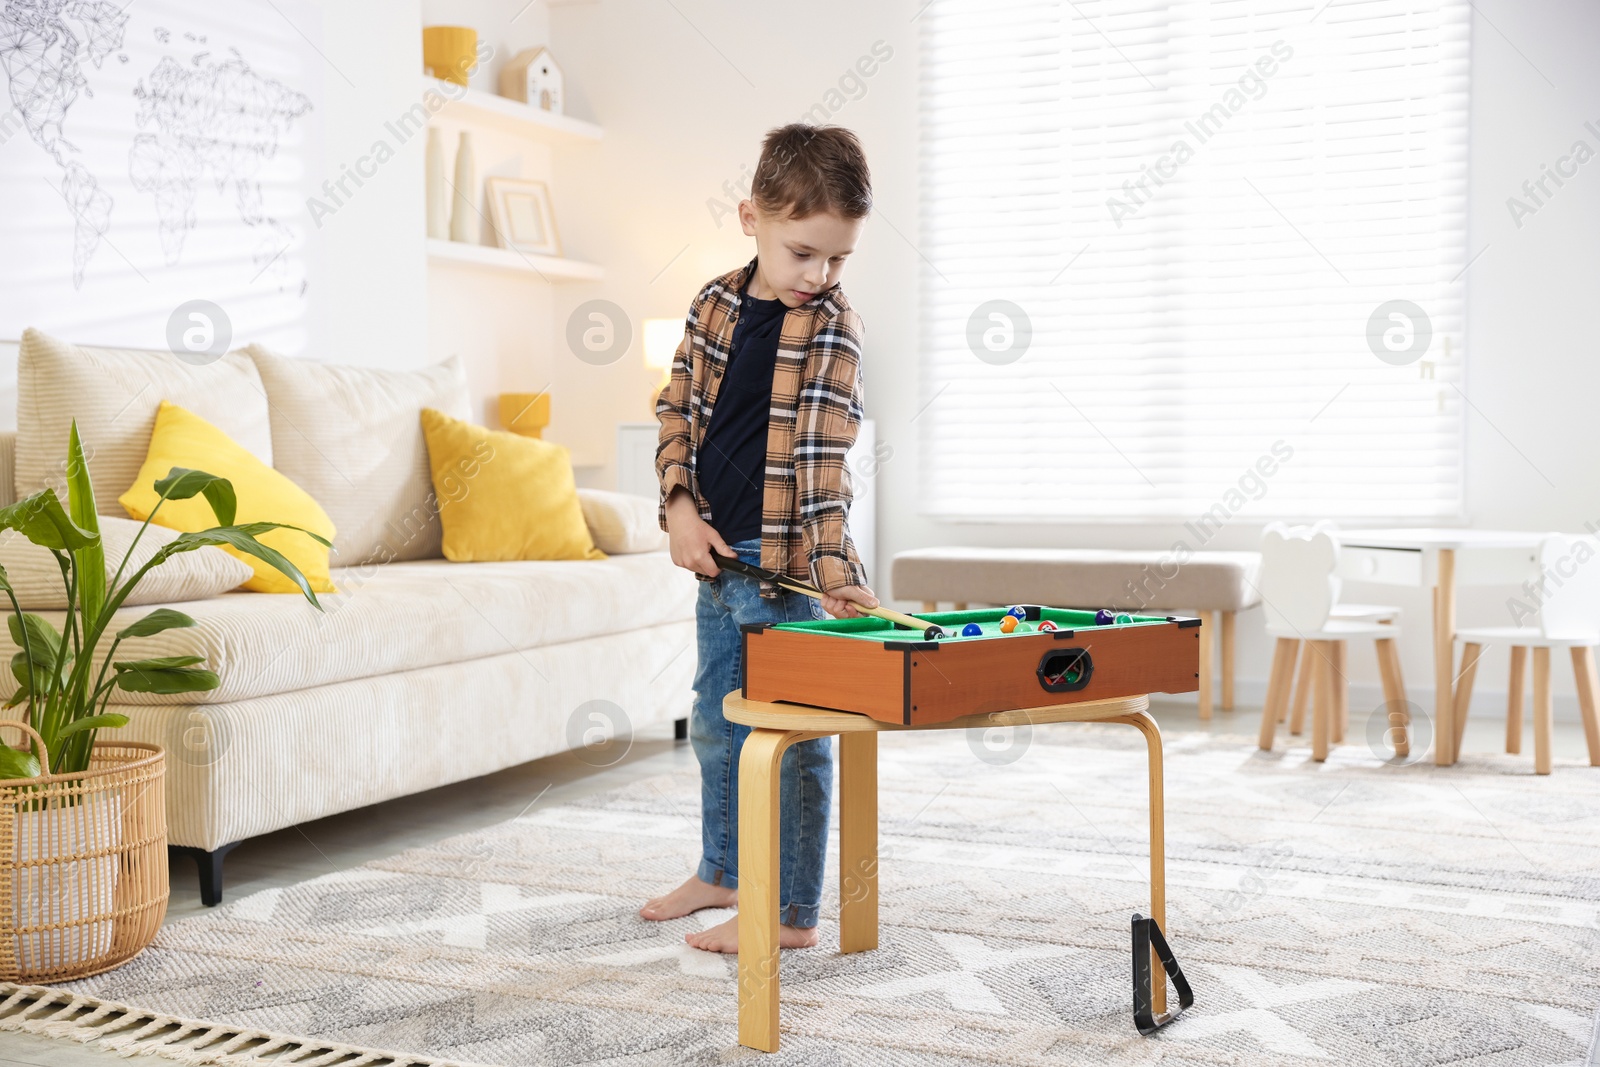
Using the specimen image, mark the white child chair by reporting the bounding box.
[1450,533,1600,774]
[1256,523,1409,760]
[1276,522,1403,736]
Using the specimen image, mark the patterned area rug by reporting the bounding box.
[4,726,1598,1066]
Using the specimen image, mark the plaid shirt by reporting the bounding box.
[656,257,867,600]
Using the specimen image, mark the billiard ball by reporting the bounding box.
[999,615,1018,633]
[1038,620,1058,632]
[1005,605,1027,620]
[1115,613,1134,625]
[1016,622,1033,632]
[1094,609,1116,626]
[924,625,948,641]
[961,622,983,637]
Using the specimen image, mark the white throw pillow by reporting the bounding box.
[0,515,253,609]
[15,328,273,512]
[577,489,668,554]
[247,346,472,564]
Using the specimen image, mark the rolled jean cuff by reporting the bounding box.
[780,901,820,928]
[697,858,738,892]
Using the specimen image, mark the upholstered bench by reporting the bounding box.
[891,547,1262,718]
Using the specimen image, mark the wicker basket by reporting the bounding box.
[0,721,168,983]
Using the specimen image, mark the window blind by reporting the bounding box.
[918,0,1470,522]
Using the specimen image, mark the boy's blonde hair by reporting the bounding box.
[751,124,872,221]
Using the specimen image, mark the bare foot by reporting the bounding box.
[685,914,819,954]
[639,874,737,921]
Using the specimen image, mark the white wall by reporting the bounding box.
[541,0,1600,719]
[308,0,429,367]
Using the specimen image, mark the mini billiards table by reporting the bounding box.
[741,604,1202,726]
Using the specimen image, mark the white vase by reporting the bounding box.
[12,792,122,975]
[450,130,478,243]
[425,127,449,239]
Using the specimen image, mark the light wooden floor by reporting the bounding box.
[3,703,1594,1066]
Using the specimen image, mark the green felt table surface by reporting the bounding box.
[770,606,1170,642]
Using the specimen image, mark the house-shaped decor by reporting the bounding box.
[499,46,563,113]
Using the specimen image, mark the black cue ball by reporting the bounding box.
[923,624,947,641]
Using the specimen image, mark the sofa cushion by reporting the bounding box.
[0,515,253,609]
[248,346,471,566]
[119,401,337,595]
[16,327,272,511]
[421,408,605,563]
[577,489,668,554]
[0,551,696,705]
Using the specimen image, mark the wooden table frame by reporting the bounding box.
[725,692,1184,1053]
[1338,530,1544,766]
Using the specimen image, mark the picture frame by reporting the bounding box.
[484,177,562,257]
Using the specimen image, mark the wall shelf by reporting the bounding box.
[423,77,603,143]
[427,238,604,282]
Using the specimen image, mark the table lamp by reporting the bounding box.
[642,318,684,413]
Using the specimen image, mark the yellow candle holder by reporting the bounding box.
[423,26,480,86]
[499,392,550,438]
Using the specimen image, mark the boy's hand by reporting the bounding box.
[820,584,879,620]
[665,488,734,577]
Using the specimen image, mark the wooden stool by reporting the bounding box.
[725,692,1189,1053]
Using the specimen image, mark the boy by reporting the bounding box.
[641,124,879,954]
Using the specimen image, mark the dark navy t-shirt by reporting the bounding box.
[700,280,788,543]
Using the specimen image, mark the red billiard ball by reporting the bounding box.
[1038,620,1058,632]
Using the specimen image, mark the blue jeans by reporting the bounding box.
[691,536,833,928]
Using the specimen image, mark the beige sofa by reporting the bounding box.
[0,333,695,904]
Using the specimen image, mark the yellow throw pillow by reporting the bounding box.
[119,400,337,594]
[420,407,605,563]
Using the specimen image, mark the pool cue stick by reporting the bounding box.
[708,552,935,632]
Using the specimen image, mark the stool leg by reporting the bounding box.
[738,729,815,1052]
[1111,711,1168,1017]
[952,601,968,611]
[1452,642,1483,755]
[1221,611,1237,711]
[1259,637,1298,751]
[1197,612,1215,721]
[839,732,878,953]
[920,601,937,612]
[1571,647,1600,766]
[1506,646,1526,755]
[1532,647,1552,776]
[1312,641,1332,762]
[1289,645,1314,734]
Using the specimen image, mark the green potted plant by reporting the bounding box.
[0,422,326,979]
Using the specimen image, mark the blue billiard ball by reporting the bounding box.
[1005,605,1027,620]
[961,622,983,637]
[1094,609,1116,626]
